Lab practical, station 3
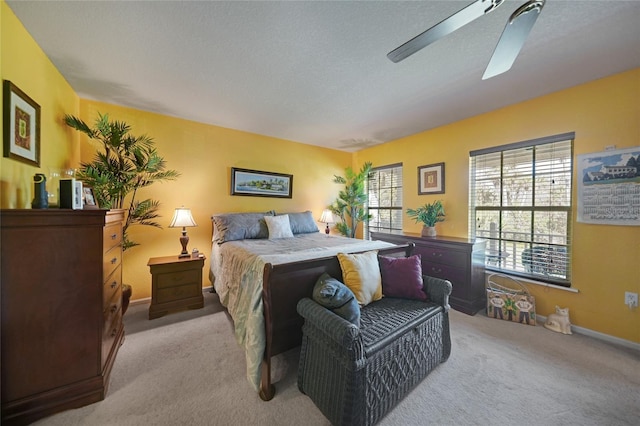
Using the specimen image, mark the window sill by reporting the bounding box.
[484,271,579,293]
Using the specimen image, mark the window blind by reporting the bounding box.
[469,133,574,286]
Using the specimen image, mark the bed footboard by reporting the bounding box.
[258,242,414,401]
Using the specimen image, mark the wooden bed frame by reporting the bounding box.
[257,242,414,400]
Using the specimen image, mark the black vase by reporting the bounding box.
[31,173,48,209]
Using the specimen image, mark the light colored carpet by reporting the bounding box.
[34,291,640,426]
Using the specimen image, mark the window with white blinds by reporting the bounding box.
[366,163,403,239]
[469,133,574,286]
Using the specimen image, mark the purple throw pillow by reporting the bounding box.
[379,254,427,301]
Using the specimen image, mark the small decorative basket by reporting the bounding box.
[486,273,536,326]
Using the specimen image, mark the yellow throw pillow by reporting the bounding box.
[337,251,382,306]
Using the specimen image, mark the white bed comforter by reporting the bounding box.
[209,233,394,390]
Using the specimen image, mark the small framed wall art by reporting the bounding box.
[418,162,445,195]
[3,80,41,167]
[231,167,293,198]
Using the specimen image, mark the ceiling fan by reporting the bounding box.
[387,0,546,80]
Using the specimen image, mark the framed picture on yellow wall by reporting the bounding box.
[231,167,293,198]
[3,80,41,167]
[418,162,445,195]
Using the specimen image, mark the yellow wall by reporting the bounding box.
[77,101,351,301]
[356,68,640,343]
[1,2,80,208]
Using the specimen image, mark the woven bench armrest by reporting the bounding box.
[423,275,452,312]
[297,298,360,346]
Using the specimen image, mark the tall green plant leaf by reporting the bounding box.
[329,162,373,238]
[65,112,180,251]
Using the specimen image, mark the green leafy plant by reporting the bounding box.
[65,113,180,251]
[329,162,373,238]
[406,200,446,227]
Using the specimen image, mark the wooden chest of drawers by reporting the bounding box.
[371,232,486,315]
[147,255,205,319]
[0,209,125,425]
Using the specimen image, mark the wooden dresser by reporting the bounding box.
[1,209,125,425]
[371,232,486,315]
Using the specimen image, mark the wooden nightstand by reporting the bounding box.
[147,255,206,319]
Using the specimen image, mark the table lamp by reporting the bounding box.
[319,209,335,235]
[169,207,197,258]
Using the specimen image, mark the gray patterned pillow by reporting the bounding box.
[212,211,275,244]
[278,211,319,234]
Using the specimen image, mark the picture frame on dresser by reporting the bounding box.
[82,185,99,209]
[418,162,445,195]
[2,80,41,167]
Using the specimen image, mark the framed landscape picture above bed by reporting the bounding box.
[231,167,293,198]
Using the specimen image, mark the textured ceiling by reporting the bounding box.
[7,1,640,152]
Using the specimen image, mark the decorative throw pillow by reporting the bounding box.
[379,254,427,301]
[212,211,274,244]
[312,273,360,326]
[264,214,294,239]
[337,250,382,306]
[281,211,319,234]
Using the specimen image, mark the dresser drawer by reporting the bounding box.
[102,308,122,368]
[157,269,200,289]
[103,266,122,309]
[103,222,122,253]
[103,288,122,335]
[417,245,468,268]
[422,261,467,296]
[103,246,122,281]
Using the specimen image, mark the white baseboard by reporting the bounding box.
[130,297,150,306]
[537,314,640,352]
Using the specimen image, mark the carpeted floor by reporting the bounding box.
[34,291,640,426]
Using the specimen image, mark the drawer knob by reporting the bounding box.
[111,233,117,240]
[111,281,117,288]
[111,257,117,264]
[111,328,118,337]
[111,304,118,313]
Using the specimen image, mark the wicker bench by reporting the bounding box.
[297,275,452,426]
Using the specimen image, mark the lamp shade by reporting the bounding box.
[319,209,334,224]
[169,207,197,228]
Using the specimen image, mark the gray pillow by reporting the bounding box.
[312,273,360,326]
[279,211,319,234]
[212,211,275,244]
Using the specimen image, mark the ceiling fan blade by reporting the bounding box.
[387,0,506,63]
[482,0,545,80]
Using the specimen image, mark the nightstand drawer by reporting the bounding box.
[157,283,201,303]
[157,269,200,289]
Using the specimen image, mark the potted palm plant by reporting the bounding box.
[65,112,180,251]
[406,200,446,237]
[329,162,372,238]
